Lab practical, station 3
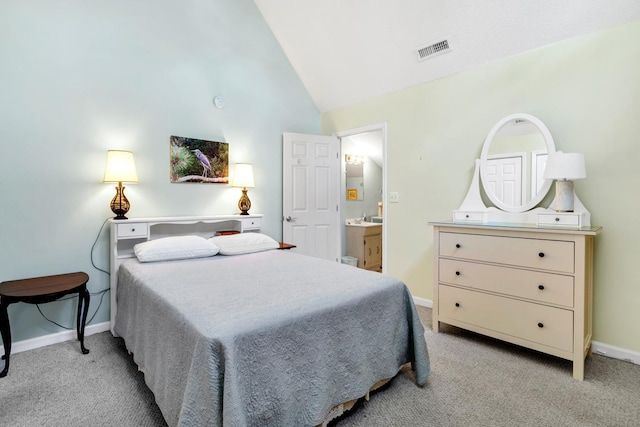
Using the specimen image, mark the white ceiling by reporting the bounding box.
[254,0,640,113]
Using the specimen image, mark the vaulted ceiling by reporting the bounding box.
[254,0,640,113]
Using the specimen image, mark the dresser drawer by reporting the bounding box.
[242,217,261,230]
[439,259,574,307]
[538,213,581,227]
[438,285,573,352]
[117,223,149,239]
[439,232,575,273]
[453,211,485,223]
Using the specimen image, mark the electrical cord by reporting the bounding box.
[36,217,112,330]
[91,217,111,276]
[36,288,109,330]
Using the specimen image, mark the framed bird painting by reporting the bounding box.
[170,136,229,183]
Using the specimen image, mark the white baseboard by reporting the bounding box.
[592,341,640,366]
[10,321,111,355]
[412,296,433,308]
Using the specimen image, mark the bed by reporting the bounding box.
[109,215,430,427]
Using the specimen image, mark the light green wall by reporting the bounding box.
[322,20,640,352]
[0,0,319,342]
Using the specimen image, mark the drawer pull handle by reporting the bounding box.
[131,228,136,232]
[555,217,560,222]
[537,322,544,328]
[538,252,545,258]
[538,284,545,290]
[455,244,461,249]
[455,302,460,307]
[455,271,461,276]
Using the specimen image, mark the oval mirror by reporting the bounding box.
[479,113,556,213]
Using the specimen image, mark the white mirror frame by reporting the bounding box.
[479,113,555,213]
[454,113,591,227]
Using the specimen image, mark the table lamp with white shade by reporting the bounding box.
[103,150,138,220]
[543,151,586,212]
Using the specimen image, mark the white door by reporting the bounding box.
[486,154,525,207]
[283,132,339,262]
[531,151,548,198]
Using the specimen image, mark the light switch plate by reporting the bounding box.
[389,192,400,203]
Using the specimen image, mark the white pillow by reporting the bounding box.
[209,232,279,255]
[134,235,220,262]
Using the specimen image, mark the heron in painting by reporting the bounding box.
[192,149,211,178]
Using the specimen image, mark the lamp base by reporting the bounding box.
[238,188,251,215]
[110,183,131,220]
[554,180,574,212]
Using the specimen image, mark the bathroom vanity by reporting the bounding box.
[346,222,382,272]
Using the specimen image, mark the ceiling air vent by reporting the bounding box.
[416,37,452,61]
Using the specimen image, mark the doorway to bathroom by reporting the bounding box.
[335,123,387,272]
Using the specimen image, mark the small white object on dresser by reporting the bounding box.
[429,221,601,380]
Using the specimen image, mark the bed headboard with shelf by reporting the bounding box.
[109,214,262,335]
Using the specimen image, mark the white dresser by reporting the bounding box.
[430,221,601,380]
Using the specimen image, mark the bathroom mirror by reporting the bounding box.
[479,113,556,213]
[345,155,364,201]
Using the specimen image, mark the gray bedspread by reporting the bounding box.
[115,250,429,427]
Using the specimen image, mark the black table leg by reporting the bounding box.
[0,301,11,377]
[76,285,90,355]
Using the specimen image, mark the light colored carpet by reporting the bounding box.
[1,306,639,426]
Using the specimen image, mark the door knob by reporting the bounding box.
[285,216,297,222]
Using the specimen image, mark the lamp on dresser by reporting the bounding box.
[543,151,586,213]
[103,150,138,220]
[231,163,254,215]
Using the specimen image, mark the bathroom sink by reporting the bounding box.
[345,219,381,227]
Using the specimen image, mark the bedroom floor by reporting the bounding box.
[1,306,640,426]
[416,304,431,329]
